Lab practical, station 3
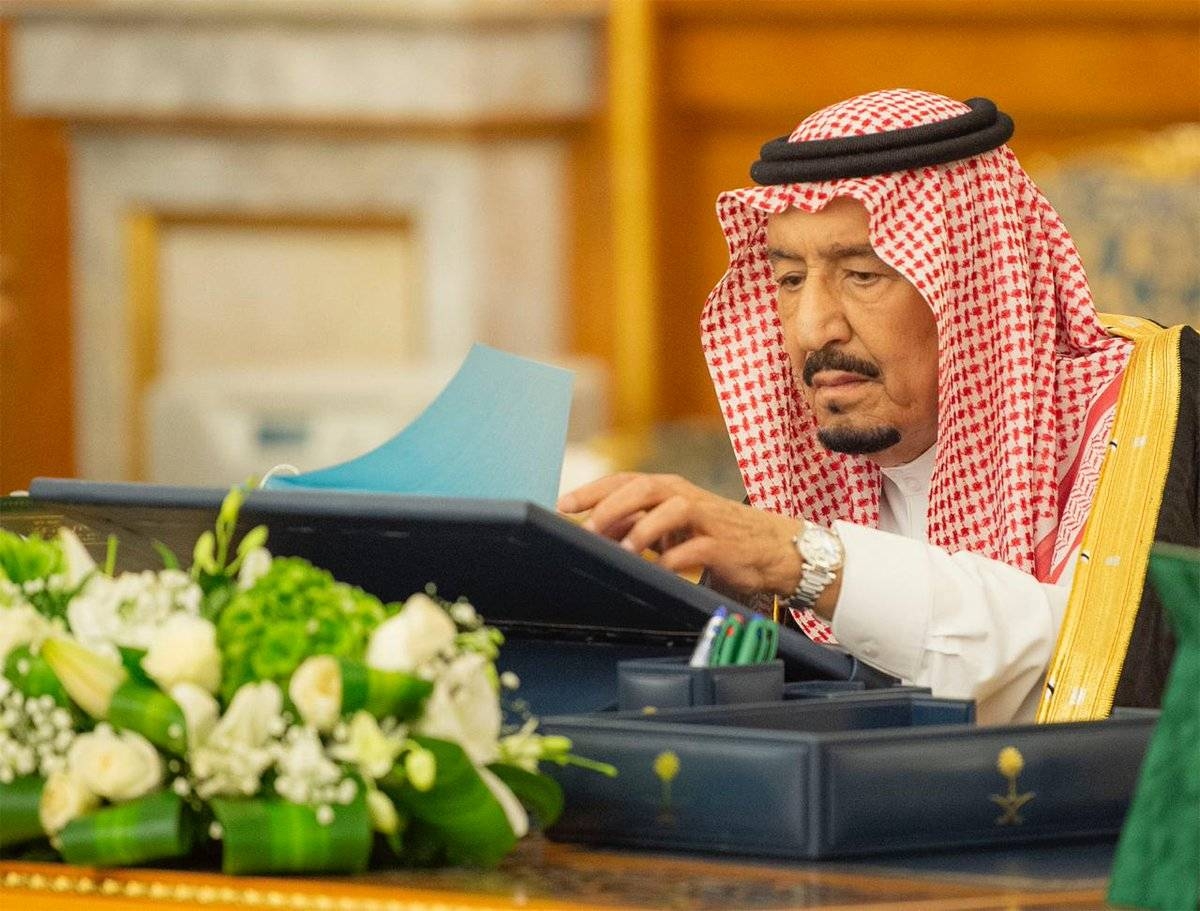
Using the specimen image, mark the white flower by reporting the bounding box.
[170,683,219,747]
[211,682,283,749]
[188,682,284,800]
[288,656,342,733]
[328,711,404,781]
[0,604,51,663]
[67,569,202,654]
[57,529,96,589]
[68,724,162,802]
[39,769,100,835]
[237,547,272,591]
[413,653,501,766]
[273,726,345,807]
[365,786,400,835]
[141,614,221,694]
[366,594,457,674]
[478,766,528,839]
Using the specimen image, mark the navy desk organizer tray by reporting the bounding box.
[541,696,1157,859]
[5,479,893,717]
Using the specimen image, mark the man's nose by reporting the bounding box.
[788,278,852,352]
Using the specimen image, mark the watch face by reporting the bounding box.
[801,527,842,569]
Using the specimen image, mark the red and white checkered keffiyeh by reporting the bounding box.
[700,90,1131,642]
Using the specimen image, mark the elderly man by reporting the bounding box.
[559,90,1198,725]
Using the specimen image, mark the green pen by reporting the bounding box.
[711,614,746,666]
[732,620,766,665]
[760,618,779,661]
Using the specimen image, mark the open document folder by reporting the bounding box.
[263,344,573,508]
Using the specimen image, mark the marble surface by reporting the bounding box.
[13,16,596,119]
[71,131,569,481]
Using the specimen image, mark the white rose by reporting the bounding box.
[413,653,501,766]
[0,604,51,663]
[141,614,221,694]
[68,724,162,802]
[366,594,456,674]
[478,766,529,839]
[170,682,219,747]
[288,656,342,733]
[212,682,283,749]
[38,769,101,835]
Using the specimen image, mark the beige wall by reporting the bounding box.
[2,1,1198,489]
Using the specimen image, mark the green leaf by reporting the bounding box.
[4,646,72,710]
[211,786,371,875]
[386,736,516,868]
[117,646,155,688]
[58,790,192,867]
[151,540,180,571]
[339,659,432,722]
[107,680,188,755]
[0,777,46,852]
[486,763,564,829]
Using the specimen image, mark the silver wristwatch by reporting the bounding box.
[789,522,844,608]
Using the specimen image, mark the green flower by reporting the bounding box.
[214,557,390,702]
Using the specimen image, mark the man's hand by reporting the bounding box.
[557,473,804,598]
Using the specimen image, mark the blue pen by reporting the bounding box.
[688,607,728,667]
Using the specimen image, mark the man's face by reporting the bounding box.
[766,197,939,468]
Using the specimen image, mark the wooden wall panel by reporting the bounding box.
[649,0,1200,421]
[0,20,75,492]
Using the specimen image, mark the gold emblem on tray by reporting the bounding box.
[990,746,1036,825]
[653,750,680,824]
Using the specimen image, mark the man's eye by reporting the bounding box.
[776,274,805,290]
[847,270,880,285]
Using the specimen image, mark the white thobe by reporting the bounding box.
[830,446,1074,725]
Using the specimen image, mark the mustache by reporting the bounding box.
[801,348,881,387]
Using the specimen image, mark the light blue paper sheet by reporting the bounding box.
[264,344,573,507]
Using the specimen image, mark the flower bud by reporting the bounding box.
[288,656,343,733]
[40,637,128,720]
[404,747,436,792]
[366,787,401,835]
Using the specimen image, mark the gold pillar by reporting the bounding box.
[607,0,658,440]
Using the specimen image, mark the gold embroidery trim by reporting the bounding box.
[1037,316,1183,723]
[0,866,512,911]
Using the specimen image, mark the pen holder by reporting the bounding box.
[617,656,784,713]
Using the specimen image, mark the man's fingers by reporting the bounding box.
[556,473,637,514]
[657,535,715,575]
[620,496,691,554]
[584,475,685,538]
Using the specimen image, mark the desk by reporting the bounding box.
[0,836,1115,911]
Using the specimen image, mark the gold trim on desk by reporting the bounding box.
[123,210,415,482]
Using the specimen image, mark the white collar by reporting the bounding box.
[879,444,936,498]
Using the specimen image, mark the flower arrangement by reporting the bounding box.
[0,488,613,873]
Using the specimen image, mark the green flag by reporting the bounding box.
[1107,543,1200,911]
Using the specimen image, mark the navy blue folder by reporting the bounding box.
[5,479,894,714]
